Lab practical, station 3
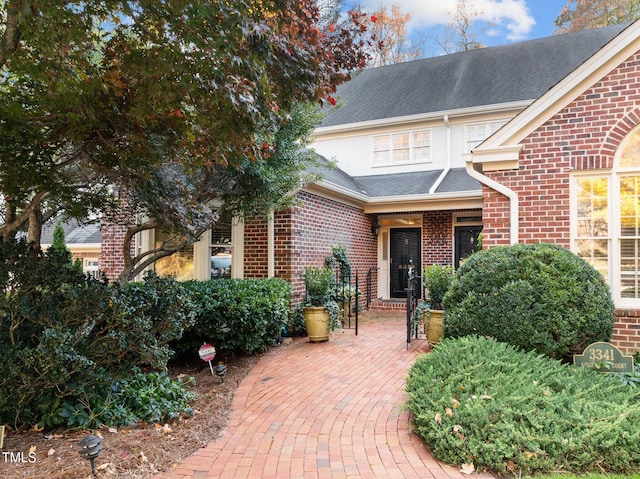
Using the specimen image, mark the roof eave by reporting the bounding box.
[314,100,532,136]
[365,190,483,214]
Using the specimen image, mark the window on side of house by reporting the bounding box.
[372,129,431,167]
[154,231,195,281]
[210,210,233,279]
[84,259,100,280]
[574,176,610,282]
[466,120,507,151]
[572,127,640,306]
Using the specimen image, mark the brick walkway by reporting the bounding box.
[161,311,494,479]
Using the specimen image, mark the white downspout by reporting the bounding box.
[268,210,275,278]
[465,158,519,244]
[429,114,451,194]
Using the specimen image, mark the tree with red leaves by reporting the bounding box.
[0,0,371,280]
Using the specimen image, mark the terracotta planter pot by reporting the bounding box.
[427,309,444,344]
[303,306,330,342]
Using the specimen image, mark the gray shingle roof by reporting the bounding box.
[321,23,628,128]
[311,156,480,198]
[354,168,480,197]
[41,218,101,245]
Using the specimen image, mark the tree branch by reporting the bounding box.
[0,190,49,239]
[0,1,24,68]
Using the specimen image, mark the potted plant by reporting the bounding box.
[334,284,361,320]
[423,264,454,344]
[302,266,337,342]
[412,299,430,337]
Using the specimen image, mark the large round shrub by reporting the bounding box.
[444,243,615,358]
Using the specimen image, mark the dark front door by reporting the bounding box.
[455,225,483,268]
[390,228,421,298]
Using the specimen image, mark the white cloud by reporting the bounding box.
[353,0,536,41]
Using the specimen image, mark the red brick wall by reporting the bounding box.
[99,222,132,281]
[481,50,640,353]
[286,191,378,306]
[243,218,269,278]
[614,309,640,353]
[423,211,453,266]
[483,52,640,248]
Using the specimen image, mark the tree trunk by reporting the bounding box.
[27,208,43,253]
[4,204,16,242]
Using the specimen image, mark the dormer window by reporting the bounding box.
[372,129,431,167]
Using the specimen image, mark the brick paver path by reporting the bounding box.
[161,311,494,479]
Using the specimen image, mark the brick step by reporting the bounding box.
[369,299,407,311]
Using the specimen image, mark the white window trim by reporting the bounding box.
[465,120,508,152]
[571,166,640,309]
[372,129,432,167]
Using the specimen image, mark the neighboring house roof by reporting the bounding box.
[321,23,628,128]
[41,218,102,246]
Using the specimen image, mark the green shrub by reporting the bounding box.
[302,266,334,306]
[175,278,291,357]
[423,264,454,309]
[39,372,196,429]
[0,241,195,429]
[444,243,615,358]
[406,336,640,476]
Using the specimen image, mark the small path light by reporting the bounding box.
[78,434,103,477]
[215,362,227,383]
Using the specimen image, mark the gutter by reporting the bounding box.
[465,157,519,244]
[429,114,451,194]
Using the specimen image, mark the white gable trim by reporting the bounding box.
[473,21,639,167]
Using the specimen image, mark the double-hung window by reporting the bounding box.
[372,130,431,166]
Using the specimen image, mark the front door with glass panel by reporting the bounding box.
[389,228,421,298]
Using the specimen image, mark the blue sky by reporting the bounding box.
[350,1,571,52]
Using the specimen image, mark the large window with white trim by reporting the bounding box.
[372,129,431,166]
[572,127,640,305]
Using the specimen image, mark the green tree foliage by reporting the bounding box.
[49,220,82,271]
[555,0,640,33]
[50,221,68,257]
[444,243,615,359]
[0,0,373,280]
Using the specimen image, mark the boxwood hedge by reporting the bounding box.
[175,278,291,357]
[444,243,615,358]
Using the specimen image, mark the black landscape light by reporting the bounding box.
[215,362,227,383]
[78,434,103,477]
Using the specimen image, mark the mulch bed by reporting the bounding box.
[1,353,261,478]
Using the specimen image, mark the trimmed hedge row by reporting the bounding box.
[406,335,640,476]
[0,246,195,429]
[175,278,291,357]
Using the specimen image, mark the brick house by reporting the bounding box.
[41,218,102,277]
[102,22,640,352]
